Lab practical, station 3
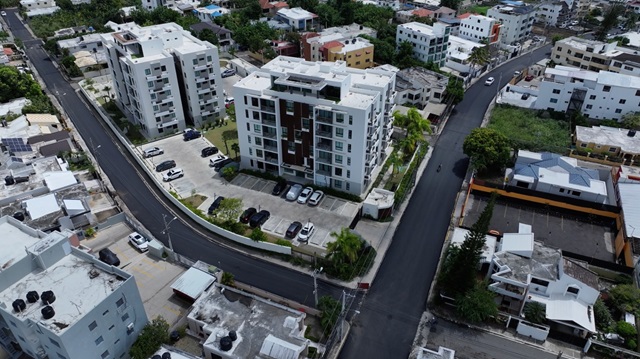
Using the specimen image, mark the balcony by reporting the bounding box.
[316,141,332,151]
[261,105,276,113]
[263,130,277,139]
[316,129,332,138]
[264,143,278,152]
[316,115,333,124]
[316,152,332,164]
[265,156,279,164]
[316,168,331,176]
[262,118,276,127]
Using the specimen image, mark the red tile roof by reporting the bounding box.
[457,12,472,19]
[3,47,14,56]
[321,41,344,50]
[412,8,433,17]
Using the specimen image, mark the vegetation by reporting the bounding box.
[445,76,464,105]
[61,55,83,77]
[324,228,375,280]
[616,321,637,350]
[84,227,96,238]
[463,128,511,173]
[394,141,428,206]
[456,282,498,323]
[129,317,170,359]
[467,45,490,76]
[523,301,546,324]
[318,295,341,336]
[595,4,624,41]
[214,198,243,222]
[393,108,431,159]
[464,5,490,15]
[250,228,268,242]
[0,66,55,114]
[594,298,614,331]
[610,284,640,317]
[621,112,640,130]
[221,271,235,287]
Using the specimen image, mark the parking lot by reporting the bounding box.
[138,132,360,250]
[462,193,617,262]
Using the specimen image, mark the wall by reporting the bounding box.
[516,320,549,341]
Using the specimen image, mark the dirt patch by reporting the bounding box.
[182,195,207,208]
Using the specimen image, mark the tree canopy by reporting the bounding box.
[610,284,640,316]
[129,317,169,359]
[621,112,640,130]
[455,282,498,323]
[463,128,511,173]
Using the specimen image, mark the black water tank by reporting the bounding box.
[41,305,55,320]
[4,176,14,185]
[26,291,39,303]
[41,291,56,305]
[229,330,237,341]
[12,299,26,313]
[14,176,28,184]
[220,336,232,351]
[13,212,24,221]
[162,353,171,359]
[628,130,637,137]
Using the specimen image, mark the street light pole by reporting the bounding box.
[495,72,503,104]
[162,214,178,253]
[313,267,323,307]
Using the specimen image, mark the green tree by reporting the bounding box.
[463,128,511,173]
[439,0,461,10]
[129,317,170,359]
[326,228,363,264]
[610,284,640,316]
[594,298,613,331]
[468,45,490,77]
[195,28,219,46]
[393,108,431,156]
[445,75,464,104]
[595,4,624,41]
[222,166,236,179]
[221,271,235,286]
[215,197,243,222]
[617,320,637,349]
[221,130,238,155]
[394,41,421,69]
[523,301,546,324]
[621,112,640,130]
[318,295,341,336]
[388,151,403,175]
[315,3,342,28]
[250,227,267,242]
[231,142,240,160]
[551,35,563,45]
[456,282,498,323]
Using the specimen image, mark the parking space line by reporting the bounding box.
[162,305,184,316]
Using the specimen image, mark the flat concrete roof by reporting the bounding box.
[0,216,47,271]
[576,125,640,156]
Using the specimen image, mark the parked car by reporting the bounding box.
[297,187,314,204]
[249,210,270,228]
[209,154,228,167]
[213,158,234,172]
[143,147,164,158]
[201,146,219,157]
[183,129,201,141]
[521,93,530,100]
[155,160,176,172]
[1,11,6,16]
[298,223,315,242]
[285,221,303,239]
[163,168,184,182]
[272,180,289,196]
[98,248,120,266]
[207,196,225,215]
[308,190,324,206]
[225,97,235,109]
[484,77,495,86]
[286,184,304,201]
[513,70,521,77]
[240,208,257,223]
[128,232,149,252]
[221,68,236,78]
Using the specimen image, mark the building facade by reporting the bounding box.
[396,22,450,67]
[551,37,619,72]
[458,14,501,44]
[394,67,449,108]
[301,23,376,63]
[320,38,374,69]
[275,7,318,31]
[574,125,640,159]
[487,4,536,46]
[0,217,147,359]
[233,56,396,196]
[446,35,485,74]
[101,22,224,138]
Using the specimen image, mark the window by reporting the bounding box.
[249,148,253,155]
[336,128,344,138]
[585,104,592,109]
[609,147,618,152]
[335,142,343,151]
[335,154,343,164]
[603,85,611,92]
[288,141,295,153]
[335,168,342,176]
[336,113,344,123]
[192,59,197,65]
[347,157,351,166]
[580,143,587,148]
[147,81,153,88]
[636,89,640,96]
[559,188,565,193]
[255,137,262,146]
[348,130,352,139]
[207,55,212,62]
[89,321,97,331]
[285,100,294,114]
[95,336,104,346]
[294,130,302,142]
[281,127,288,138]
[254,124,261,133]
[347,170,350,178]
[530,278,549,286]
[334,180,342,189]
[49,338,61,348]
[567,286,579,295]
[116,298,125,307]
[256,149,263,157]
[302,118,310,130]
[348,144,352,153]
[144,69,151,75]
[247,136,251,144]
[552,89,560,94]
[615,109,622,114]
[246,123,250,131]
[121,313,129,322]
[571,191,581,197]
[550,98,558,103]
[101,350,110,359]
[620,99,626,104]
[589,95,596,100]
[109,324,115,330]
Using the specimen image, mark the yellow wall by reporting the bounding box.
[328,45,374,69]
[574,140,621,156]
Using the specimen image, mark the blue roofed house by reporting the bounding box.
[193,4,229,22]
[505,150,611,204]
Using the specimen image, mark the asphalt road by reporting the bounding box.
[340,45,552,359]
[3,10,344,308]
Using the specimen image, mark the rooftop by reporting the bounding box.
[619,182,640,239]
[277,7,316,20]
[417,346,456,359]
[563,258,598,289]
[57,33,103,49]
[396,66,449,91]
[451,227,497,263]
[399,22,448,37]
[575,125,640,156]
[489,4,535,15]
[0,216,48,271]
[493,241,562,283]
[557,37,621,57]
[0,247,126,334]
[597,70,640,89]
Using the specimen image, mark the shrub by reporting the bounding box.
[221,272,235,287]
[250,228,267,242]
[129,317,170,359]
[275,239,293,247]
[84,227,96,238]
[394,141,428,206]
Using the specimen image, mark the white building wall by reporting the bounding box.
[545,271,599,305]
[536,3,562,26]
[19,0,56,9]
[487,6,536,46]
[396,22,450,67]
[459,14,496,43]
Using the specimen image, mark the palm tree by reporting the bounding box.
[388,151,403,175]
[326,228,363,264]
[523,301,546,324]
[231,143,240,160]
[468,45,490,77]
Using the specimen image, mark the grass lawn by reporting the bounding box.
[204,120,238,157]
[465,5,491,15]
[489,105,571,153]
[183,195,207,208]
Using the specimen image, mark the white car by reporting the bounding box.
[297,187,314,204]
[308,190,324,206]
[298,223,315,242]
[484,77,495,86]
[163,168,184,182]
[128,232,149,252]
[209,154,228,167]
[143,147,164,158]
[1,11,6,16]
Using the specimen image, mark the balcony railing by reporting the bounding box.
[264,144,278,152]
[316,116,333,124]
[316,129,332,138]
[262,118,276,127]
[264,156,279,164]
[316,142,332,151]
[263,131,277,139]
[261,105,275,113]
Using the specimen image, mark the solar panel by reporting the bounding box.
[2,138,33,152]
[9,157,24,163]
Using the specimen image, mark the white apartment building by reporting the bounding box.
[396,22,450,67]
[446,35,485,74]
[0,216,147,359]
[233,56,396,196]
[487,4,536,46]
[19,0,60,17]
[458,14,501,44]
[552,37,640,75]
[142,0,199,10]
[535,65,640,120]
[102,22,224,138]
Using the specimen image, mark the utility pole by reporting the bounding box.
[495,72,503,104]
[313,267,323,307]
[162,214,178,253]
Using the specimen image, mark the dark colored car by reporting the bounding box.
[207,196,225,215]
[521,93,530,100]
[285,221,303,239]
[240,207,257,223]
[201,146,219,157]
[272,180,288,196]
[98,248,120,266]
[213,158,234,171]
[183,130,201,141]
[249,210,270,228]
[155,160,176,172]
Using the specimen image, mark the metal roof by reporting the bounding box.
[171,267,215,300]
[619,182,640,238]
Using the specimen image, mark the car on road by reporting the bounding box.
[297,187,314,204]
[98,248,120,266]
[155,160,176,172]
[285,221,303,239]
[1,11,6,16]
[484,77,495,86]
[272,180,289,196]
[308,190,324,206]
[128,232,149,252]
[297,223,315,242]
[249,210,270,228]
[240,208,257,223]
[183,129,201,141]
[207,196,225,215]
[221,68,236,78]
[209,154,228,167]
[143,147,164,158]
[213,158,234,172]
[201,146,219,157]
[513,71,521,77]
[163,168,184,182]
[286,184,303,201]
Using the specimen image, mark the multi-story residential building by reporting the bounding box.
[318,38,374,69]
[535,65,640,120]
[458,13,501,44]
[574,125,640,159]
[358,0,401,10]
[396,22,450,67]
[487,4,536,46]
[275,7,318,31]
[101,22,224,138]
[536,1,573,27]
[0,216,147,359]
[396,6,456,24]
[629,0,640,14]
[57,33,104,55]
[259,0,289,16]
[394,67,449,109]
[551,37,640,75]
[446,35,486,74]
[301,23,376,62]
[142,0,199,11]
[233,56,396,196]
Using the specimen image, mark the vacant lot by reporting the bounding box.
[489,105,571,153]
[204,120,238,158]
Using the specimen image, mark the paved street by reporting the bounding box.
[340,45,552,359]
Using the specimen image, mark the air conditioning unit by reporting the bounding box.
[127,323,134,332]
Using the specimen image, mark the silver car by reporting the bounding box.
[143,147,164,158]
[297,187,314,204]
[286,184,303,201]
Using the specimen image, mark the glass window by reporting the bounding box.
[255,137,262,145]
[192,59,197,65]
[147,81,153,88]
[334,180,342,189]
[254,124,261,133]
[347,157,351,165]
[101,350,110,359]
[286,100,294,113]
[281,127,288,137]
[335,168,342,176]
[335,142,343,151]
[249,148,253,155]
[336,113,344,123]
[49,338,61,348]
[302,118,310,130]
[347,170,350,178]
[144,69,151,75]
[256,149,263,157]
[335,154,343,164]
[248,135,251,144]
[89,321,97,331]
[348,144,352,153]
[550,98,558,103]
[336,128,344,138]
[95,336,104,345]
[116,298,124,307]
[207,55,212,62]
